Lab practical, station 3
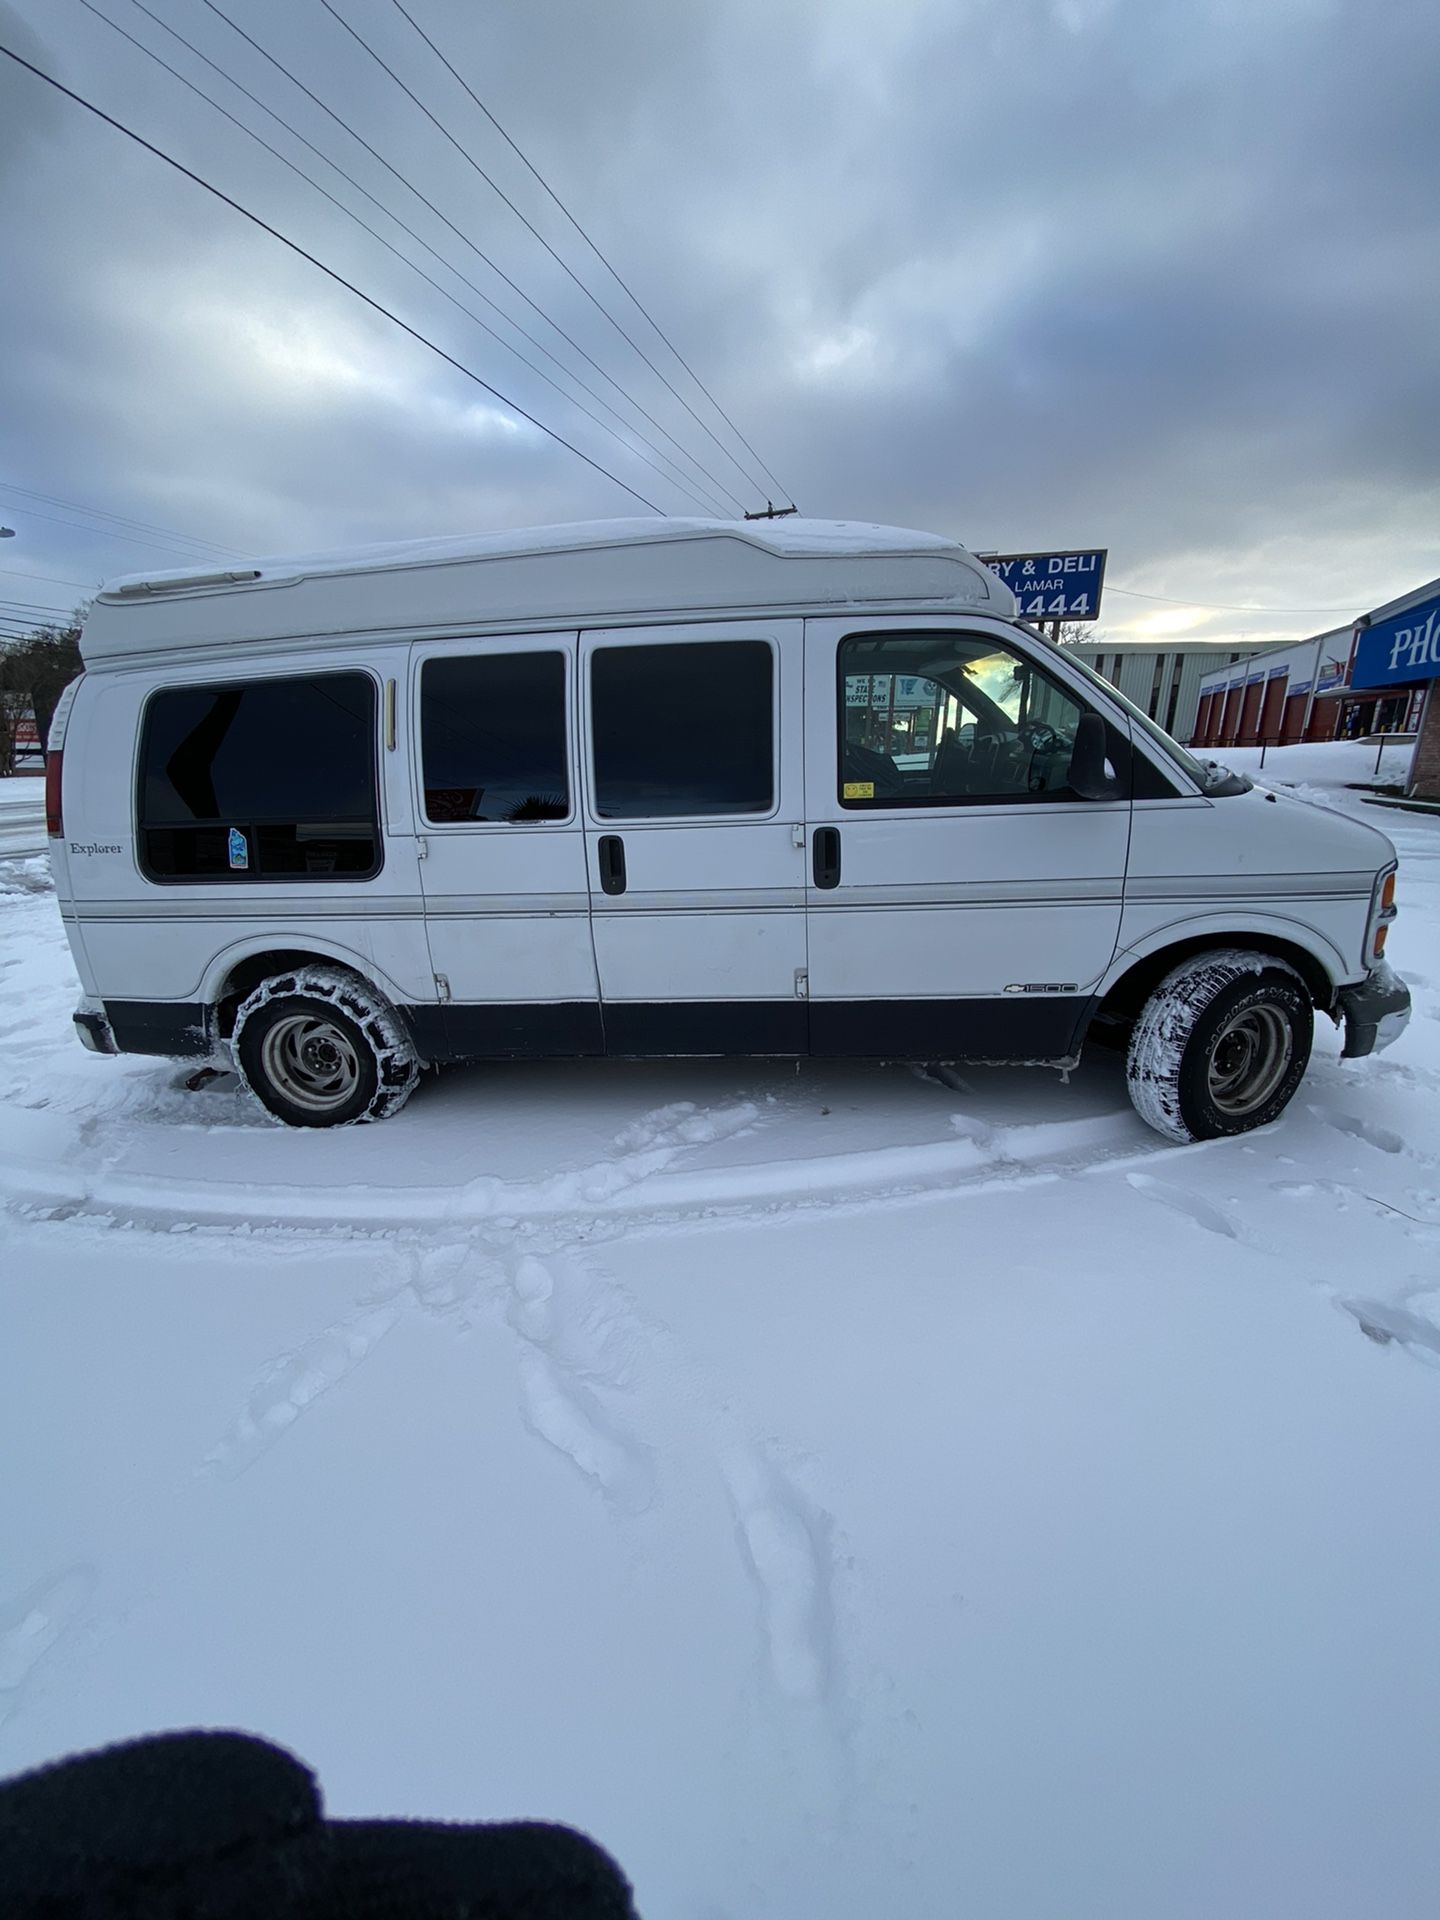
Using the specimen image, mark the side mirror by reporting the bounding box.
[1069,712,1122,801]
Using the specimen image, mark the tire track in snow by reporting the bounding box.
[0,1094,766,1233]
[1125,1171,1242,1240]
[0,1101,1169,1243]
[1338,1293,1440,1368]
[503,1251,658,1515]
[1307,1101,1440,1174]
[202,1297,406,1479]
[514,1349,656,1515]
[725,1448,837,1703]
[1263,1175,1440,1370]
[484,1103,772,1521]
[0,1566,99,1728]
[194,1101,756,1488]
[488,1218,858,1760]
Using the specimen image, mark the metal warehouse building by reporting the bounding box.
[1066,639,1252,747]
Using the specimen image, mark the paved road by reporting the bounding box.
[0,799,46,860]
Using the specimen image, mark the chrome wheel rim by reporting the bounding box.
[259,1013,362,1114]
[1206,1004,1293,1117]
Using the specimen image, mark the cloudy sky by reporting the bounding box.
[1,0,1436,655]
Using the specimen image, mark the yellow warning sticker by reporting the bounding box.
[843,781,875,799]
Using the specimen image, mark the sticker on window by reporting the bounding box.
[842,781,875,799]
[227,827,249,871]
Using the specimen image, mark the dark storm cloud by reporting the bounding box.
[0,0,1435,643]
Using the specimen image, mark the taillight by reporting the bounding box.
[45,751,64,838]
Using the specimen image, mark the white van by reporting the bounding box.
[46,518,1409,1140]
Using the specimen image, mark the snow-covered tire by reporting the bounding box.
[1126,949,1313,1144]
[232,966,419,1128]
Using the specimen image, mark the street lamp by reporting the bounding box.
[0,527,15,538]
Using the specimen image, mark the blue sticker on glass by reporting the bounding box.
[227,828,249,871]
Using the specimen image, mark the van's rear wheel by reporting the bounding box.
[233,967,418,1128]
[1126,950,1313,1143]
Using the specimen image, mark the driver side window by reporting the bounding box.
[838,632,1089,808]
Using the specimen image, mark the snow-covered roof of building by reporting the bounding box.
[82,518,1015,663]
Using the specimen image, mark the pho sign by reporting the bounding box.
[981,549,1107,621]
[1351,589,1440,689]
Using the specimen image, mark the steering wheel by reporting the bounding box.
[1017,721,1062,753]
[1012,720,1063,794]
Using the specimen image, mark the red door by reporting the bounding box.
[1238,681,1264,744]
[1258,675,1286,746]
[1305,700,1339,741]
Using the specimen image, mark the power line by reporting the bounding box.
[0,597,74,615]
[0,46,667,514]
[78,0,732,516]
[0,565,95,590]
[387,0,792,506]
[195,0,744,514]
[0,497,236,562]
[321,0,771,508]
[0,616,71,636]
[324,0,779,506]
[1109,585,1361,615]
[0,481,245,557]
[109,0,733,514]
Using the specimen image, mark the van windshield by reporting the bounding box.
[1044,641,1248,794]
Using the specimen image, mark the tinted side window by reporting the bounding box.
[421,652,569,824]
[591,641,774,819]
[138,673,379,880]
[838,632,1104,807]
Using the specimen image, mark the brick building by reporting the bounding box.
[1350,577,1440,801]
[1190,577,1439,800]
[1190,628,1369,751]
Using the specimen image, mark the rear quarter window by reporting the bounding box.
[137,672,380,881]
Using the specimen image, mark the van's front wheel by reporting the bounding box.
[233,967,419,1127]
[1126,950,1313,1143]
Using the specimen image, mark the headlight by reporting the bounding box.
[1366,863,1398,964]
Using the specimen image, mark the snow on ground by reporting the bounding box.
[2,743,1440,1918]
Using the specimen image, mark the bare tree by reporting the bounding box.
[0,611,87,768]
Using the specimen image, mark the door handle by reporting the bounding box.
[813,826,841,890]
[598,834,627,896]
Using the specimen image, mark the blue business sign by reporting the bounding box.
[1351,590,1440,689]
[982,550,1107,621]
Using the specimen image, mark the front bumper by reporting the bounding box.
[1339,966,1412,1060]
